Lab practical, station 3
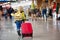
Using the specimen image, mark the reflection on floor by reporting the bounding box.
[0,18,60,40]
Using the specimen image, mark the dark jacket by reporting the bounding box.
[7,7,14,14]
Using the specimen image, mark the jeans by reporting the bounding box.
[42,13,47,18]
[15,20,22,31]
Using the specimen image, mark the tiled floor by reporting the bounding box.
[0,18,60,40]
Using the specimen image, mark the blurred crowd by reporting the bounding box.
[0,5,14,20]
[0,1,60,36]
[0,1,60,21]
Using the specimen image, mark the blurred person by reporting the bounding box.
[0,10,2,20]
[53,10,56,20]
[26,8,30,21]
[3,7,8,19]
[56,3,59,18]
[30,1,35,10]
[37,10,41,17]
[56,3,59,14]
[30,1,37,21]
[52,2,56,13]
[28,8,31,17]
[0,6,3,20]
[31,10,37,21]
[52,2,57,20]
[49,5,53,18]
[46,5,49,18]
[42,6,47,20]
[7,7,14,19]
[35,8,41,20]
[11,6,26,37]
[31,7,39,21]
[35,7,41,17]
[57,8,60,20]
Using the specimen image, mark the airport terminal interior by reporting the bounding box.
[0,0,60,40]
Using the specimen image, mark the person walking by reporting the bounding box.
[42,6,47,20]
[11,6,26,36]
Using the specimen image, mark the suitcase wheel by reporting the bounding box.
[22,33,33,38]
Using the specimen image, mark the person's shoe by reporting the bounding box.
[17,30,21,36]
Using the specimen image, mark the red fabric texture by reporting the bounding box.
[21,23,33,34]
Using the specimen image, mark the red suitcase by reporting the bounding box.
[21,22,33,38]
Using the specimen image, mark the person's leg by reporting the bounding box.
[34,14,37,21]
[17,30,21,36]
[42,12,44,19]
[43,13,47,21]
[45,13,47,21]
[50,13,53,18]
[0,14,2,20]
[9,14,12,19]
[5,14,8,20]
[15,21,22,36]
[0,16,1,20]
[31,14,34,21]
[51,13,53,18]
[16,21,21,36]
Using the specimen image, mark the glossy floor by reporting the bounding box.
[0,18,60,40]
